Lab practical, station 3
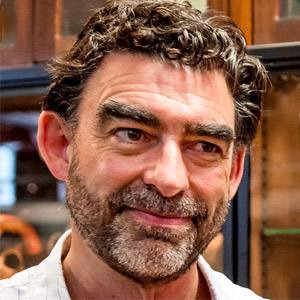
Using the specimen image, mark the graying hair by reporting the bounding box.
[44,0,267,146]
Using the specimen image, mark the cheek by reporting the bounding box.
[77,151,144,195]
[104,157,141,186]
[190,164,231,209]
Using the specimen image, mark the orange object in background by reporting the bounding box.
[0,214,42,279]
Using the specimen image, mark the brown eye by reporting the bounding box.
[127,129,142,141]
[189,141,220,155]
[202,142,216,153]
[114,128,146,143]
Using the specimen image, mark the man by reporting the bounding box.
[0,0,268,299]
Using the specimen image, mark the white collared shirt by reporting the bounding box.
[0,230,268,300]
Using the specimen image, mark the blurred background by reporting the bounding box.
[0,1,299,298]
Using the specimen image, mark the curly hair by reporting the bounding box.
[43,0,267,146]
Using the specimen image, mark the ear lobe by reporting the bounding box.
[37,111,71,181]
[229,149,246,200]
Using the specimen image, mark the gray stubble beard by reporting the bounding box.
[66,160,229,287]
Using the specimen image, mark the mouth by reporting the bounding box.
[125,207,190,227]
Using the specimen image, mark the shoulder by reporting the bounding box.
[0,266,37,298]
[210,270,267,300]
[198,256,269,300]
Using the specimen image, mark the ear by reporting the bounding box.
[37,111,72,181]
[229,149,246,200]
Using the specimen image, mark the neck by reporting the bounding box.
[62,225,211,300]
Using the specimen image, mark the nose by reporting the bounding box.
[143,140,189,197]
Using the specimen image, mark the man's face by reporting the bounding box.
[66,53,239,287]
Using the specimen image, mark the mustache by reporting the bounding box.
[107,183,209,219]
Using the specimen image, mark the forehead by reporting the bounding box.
[79,53,234,128]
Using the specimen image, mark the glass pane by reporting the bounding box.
[0,0,16,48]
[251,73,300,299]
[60,0,106,36]
[279,0,300,18]
[59,0,208,37]
[187,0,207,12]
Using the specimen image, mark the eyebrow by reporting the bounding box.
[185,123,235,143]
[97,99,161,128]
[97,99,235,143]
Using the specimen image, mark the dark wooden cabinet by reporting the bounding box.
[250,44,300,299]
[1,0,105,66]
[1,0,300,67]
[208,0,300,45]
[1,0,34,65]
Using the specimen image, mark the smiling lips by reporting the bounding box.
[127,207,190,227]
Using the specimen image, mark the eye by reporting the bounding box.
[126,129,142,141]
[188,141,221,155]
[115,128,146,143]
[199,142,219,153]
